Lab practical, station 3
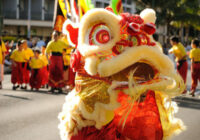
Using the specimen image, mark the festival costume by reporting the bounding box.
[40,54,49,86]
[46,40,69,88]
[169,43,188,83]
[23,48,34,84]
[189,48,200,92]
[0,40,7,82]
[58,5,185,140]
[10,49,26,84]
[63,51,71,84]
[29,57,45,89]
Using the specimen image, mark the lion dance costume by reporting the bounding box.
[58,6,185,140]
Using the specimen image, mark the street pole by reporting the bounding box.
[27,0,31,38]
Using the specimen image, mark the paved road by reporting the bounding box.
[171,99,200,140]
[0,74,200,140]
[0,75,64,140]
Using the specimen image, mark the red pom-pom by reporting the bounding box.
[70,50,81,72]
[127,15,144,24]
[120,13,144,25]
[141,23,156,35]
[127,22,140,35]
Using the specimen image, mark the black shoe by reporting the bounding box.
[13,85,19,90]
[12,86,16,90]
[48,88,55,94]
[16,85,20,89]
[58,88,63,94]
[0,82,2,89]
[46,84,49,89]
[21,86,27,90]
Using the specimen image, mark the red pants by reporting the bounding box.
[11,62,24,84]
[22,62,30,84]
[70,91,163,140]
[191,63,200,91]
[49,55,64,88]
[177,60,188,84]
[30,69,43,89]
[41,66,49,86]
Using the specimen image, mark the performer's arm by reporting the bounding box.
[168,48,173,54]
[1,41,7,64]
[10,51,16,67]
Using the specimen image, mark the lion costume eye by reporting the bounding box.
[77,9,121,57]
[87,24,111,46]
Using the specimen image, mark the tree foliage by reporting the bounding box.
[132,0,200,30]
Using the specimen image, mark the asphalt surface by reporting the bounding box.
[0,75,64,140]
[0,73,200,140]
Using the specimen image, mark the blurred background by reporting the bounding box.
[0,0,199,51]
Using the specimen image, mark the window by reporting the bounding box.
[96,1,102,8]
[104,3,109,8]
[127,0,132,5]
[44,0,54,21]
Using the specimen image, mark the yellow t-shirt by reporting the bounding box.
[63,54,70,66]
[169,43,187,61]
[23,48,34,62]
[189,48,200,62]
[0,40,7,64]
[10,49,26,62]
[45,40,69,54]
[29,57,45,69]
[40,54,48,66]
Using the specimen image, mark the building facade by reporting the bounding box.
[92,0,136,13]
[2,0,136,38]
[2,0,55,38]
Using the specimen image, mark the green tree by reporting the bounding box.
[132,0,200,44]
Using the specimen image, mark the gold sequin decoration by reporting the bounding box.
[75,75,110,113]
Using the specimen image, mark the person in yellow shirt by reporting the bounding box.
[0,37,7,89]
[45,31,70,93]
[10,41,26,90]
[40,46,49,88]
[29,48,45,90]
[189,39,200,96]
[21,40,34,89]
[63,48,72,89]
[169,36,188,87]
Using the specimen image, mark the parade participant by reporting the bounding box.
[29,48,45,90]
[10,41,26,90]
[0,37,7,89]
[40,46,49,88]
[63,48,71,89]
[45,31,69,93]
[169,36,188,85]
[58,8,185,140]
[189,39,200,96]
[21,40,34,89]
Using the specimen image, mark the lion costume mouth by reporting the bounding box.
[96,45,185,101]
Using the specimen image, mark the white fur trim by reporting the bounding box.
[98,45,174,77]
[78,8,121,56]
[140,8,156,24]
[84,56,98,75]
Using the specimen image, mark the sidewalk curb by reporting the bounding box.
[174,96,200,103]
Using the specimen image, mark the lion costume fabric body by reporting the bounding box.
[58,8,185,140]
